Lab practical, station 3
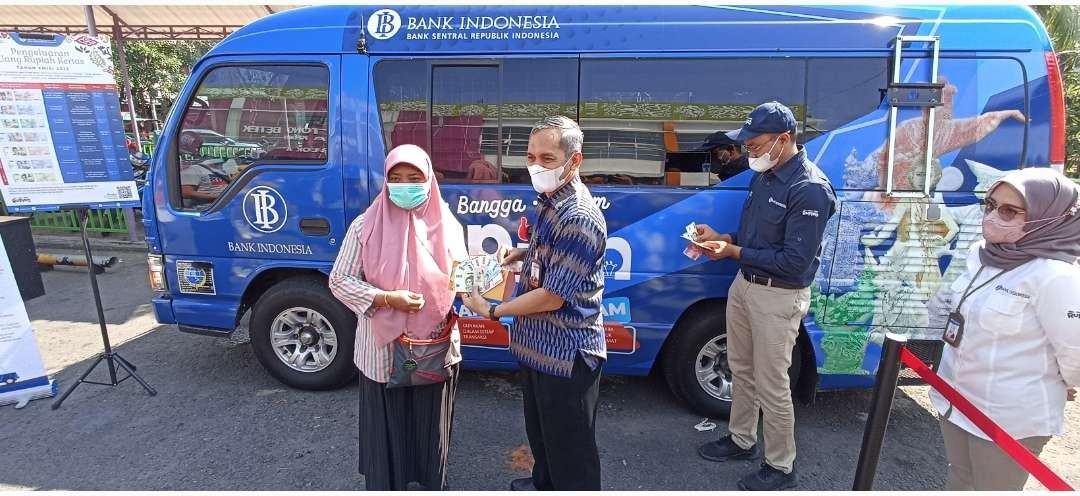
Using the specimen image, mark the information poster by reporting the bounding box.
[0,32,139,212]
[0,236,54,407]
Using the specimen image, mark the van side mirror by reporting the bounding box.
[130,152,151,168]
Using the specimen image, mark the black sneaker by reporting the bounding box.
[737,463,798,491]
[698,435,761,462]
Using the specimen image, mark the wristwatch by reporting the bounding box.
[488,303,499,321]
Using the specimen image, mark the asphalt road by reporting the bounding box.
[2,253,1077,490]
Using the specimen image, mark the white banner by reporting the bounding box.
[0,235,55,407]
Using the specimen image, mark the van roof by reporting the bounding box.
[209,5,1050,57]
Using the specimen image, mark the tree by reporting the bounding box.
[1033,5,1080,177]
[110,40,215,121]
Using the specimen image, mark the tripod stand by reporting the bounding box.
[52,207,156,409]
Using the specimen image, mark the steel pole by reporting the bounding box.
[83,5,97,37]
[111,15,140,241]
[853,332,908,491]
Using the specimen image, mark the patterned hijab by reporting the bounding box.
[980,167,1080,270]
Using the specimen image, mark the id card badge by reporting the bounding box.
[942,311,965,347]
[528,260,542,289]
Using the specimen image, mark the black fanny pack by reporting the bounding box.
[386,312,458,389]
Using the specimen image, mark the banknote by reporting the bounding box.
[681,222,698,242]
[451,254,505,293]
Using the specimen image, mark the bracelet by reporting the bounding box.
[381,292,390,308]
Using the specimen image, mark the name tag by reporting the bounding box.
[943,311,965,347]
[528,260,543,289]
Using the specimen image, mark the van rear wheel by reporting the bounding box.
[250,276,357,390]
[662,306,801,419]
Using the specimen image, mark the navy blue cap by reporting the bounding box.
[693,130,740,152]
[725,101,797,142]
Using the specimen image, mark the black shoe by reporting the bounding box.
[698,435,761,462]
[737,464,798,491]
[510,477,536,491]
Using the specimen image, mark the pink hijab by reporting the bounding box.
[360,144,466,346]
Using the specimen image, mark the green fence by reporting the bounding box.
[0,199,131,234]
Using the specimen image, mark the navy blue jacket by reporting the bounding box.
[731,146,837,288]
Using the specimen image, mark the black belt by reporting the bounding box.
[742,272,804,290]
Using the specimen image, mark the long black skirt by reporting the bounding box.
[357,365,458,491]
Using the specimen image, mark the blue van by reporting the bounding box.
[143,5,1066,417]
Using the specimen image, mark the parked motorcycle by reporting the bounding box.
[129,151,151,205]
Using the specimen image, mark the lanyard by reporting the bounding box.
[952,265,1012,314]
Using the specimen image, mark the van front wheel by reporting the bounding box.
[250,277,357,390]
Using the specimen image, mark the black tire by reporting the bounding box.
[662,305,802,419]
[249,276,357,390]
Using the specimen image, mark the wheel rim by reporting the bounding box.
[270,307,338,373]
[695,333,733,402]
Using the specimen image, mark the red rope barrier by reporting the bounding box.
[899,348,1074,491]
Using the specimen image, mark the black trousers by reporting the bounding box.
[521,353,604,491]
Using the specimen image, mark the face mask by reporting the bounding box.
[982,208,1073,244]
[527,156,573,193]
[748,136,783,173]
[387,182,429,210]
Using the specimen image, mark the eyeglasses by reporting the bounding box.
[744,133,786,155]
[983,197,1026,221]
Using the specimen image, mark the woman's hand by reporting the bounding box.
[382,290,425,313]
[461,287,490,317]
[1068,388,1076,402]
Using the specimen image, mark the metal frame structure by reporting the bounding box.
[0,24,241,40]
[884,35,944,199]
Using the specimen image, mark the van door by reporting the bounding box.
[810,53,1029,375]
[155,56,342,330]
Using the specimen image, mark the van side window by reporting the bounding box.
[176,65,329,210]
[579,58,805,186]
[375,59,430,158]
[805,58,888,141]
[431,65,499,183]
[498,59,578,185]
[375,59,578,185]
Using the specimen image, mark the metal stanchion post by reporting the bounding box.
[852,332,908,491]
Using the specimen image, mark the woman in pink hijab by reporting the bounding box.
[329,144,467,491]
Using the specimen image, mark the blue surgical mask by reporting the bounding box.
[387,183,429,210]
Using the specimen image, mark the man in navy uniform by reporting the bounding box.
[691,101,837,491]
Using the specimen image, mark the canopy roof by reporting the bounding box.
[0,5,304,40]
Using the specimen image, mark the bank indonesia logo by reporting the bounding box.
[244,186,287,233]
[184,266,207,288]
[367,9,402,40]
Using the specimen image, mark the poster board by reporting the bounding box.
[0,32,139,212]
[0,235,55,407]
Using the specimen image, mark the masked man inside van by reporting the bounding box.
[178,130,238,209]
[462,116,608,491]
[696,130,751,181]
[690,102,837,491]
